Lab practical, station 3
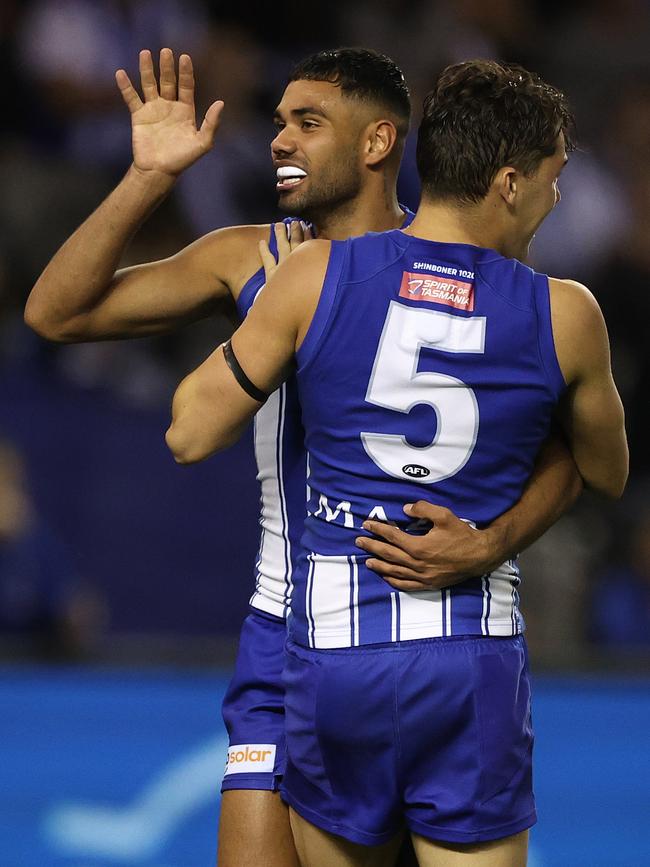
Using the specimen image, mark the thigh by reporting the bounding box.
[289,807,403,867]
[411,829,529,867]
[221,610,287,793]
[218,790,300,867]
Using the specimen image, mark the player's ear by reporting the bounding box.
[364,120,398,167]
[495,166,518,206]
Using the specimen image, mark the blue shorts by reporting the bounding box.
[281,635,536,845]
[221,609,287,793]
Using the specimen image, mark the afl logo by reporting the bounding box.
[402,464,430,479]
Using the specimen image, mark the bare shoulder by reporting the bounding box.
[548,277,609,384]
[549,277,602,318]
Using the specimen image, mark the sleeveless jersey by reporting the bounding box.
[291,229,566,648]
[236,214,414,620]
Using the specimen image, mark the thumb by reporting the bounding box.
[199,99,225,147]
[403,500,453,524]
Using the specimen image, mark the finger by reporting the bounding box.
[355,536,421,569]
[302,221,314,240]
[364,559,431,589]
[289,220,305,250]
[159,47,177,100]
[275,222,292,262]
[362,519,418,552]
[177,53,195,107]
[404,500,454,523]
[115,69,143,112]
[198,100,224,148]
[382,576,435,592]
[139,49,159,102]
[258,239,276,275]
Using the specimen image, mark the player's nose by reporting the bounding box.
[271,126,297,158]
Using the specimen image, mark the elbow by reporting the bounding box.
[165,423,203,465]
[166,381,204,464]
[166,379,225,464]
[604,471,628,501]
[604,444,630,500]
[24,294,75,342]
[24,297,53,339]
[596,480,627,501]
[586,462,629,501]
[165,418,235,464]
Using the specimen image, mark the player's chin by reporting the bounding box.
[277,190,307,215]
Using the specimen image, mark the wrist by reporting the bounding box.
[126,163,177,197]
[478,521,511,573]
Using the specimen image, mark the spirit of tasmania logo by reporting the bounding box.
[399,271,474,311]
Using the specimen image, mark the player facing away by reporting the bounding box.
[27,48,581,866]
[167,60,628,867]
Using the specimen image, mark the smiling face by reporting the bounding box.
[271,79,370,222]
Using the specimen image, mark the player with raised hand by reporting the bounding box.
[28,48,583,866]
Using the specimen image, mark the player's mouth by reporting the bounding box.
[276,166,307,192]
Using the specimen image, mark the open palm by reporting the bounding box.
[115,48,224,177]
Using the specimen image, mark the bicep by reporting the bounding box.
[551,279,628,495]
[75,228,258,340]
[167,286,302,463]
[229,238,330,394]
[167,239,329,463]
[228,285,300,396]
[168,342,263,462]
[557,362,626,461]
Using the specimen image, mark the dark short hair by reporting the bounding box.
[417,60,575,203]
[289,48,411,137]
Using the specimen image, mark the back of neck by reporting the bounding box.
[406,198,503,253]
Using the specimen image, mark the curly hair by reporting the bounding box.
[417,60,575,203]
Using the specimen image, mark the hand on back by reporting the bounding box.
[258,221,314,283]
[115,48,224,178]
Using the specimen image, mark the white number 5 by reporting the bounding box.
[361,302,486,484]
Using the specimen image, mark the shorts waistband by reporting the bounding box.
[287,634,525,656]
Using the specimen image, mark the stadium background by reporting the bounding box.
[1,1,648,864]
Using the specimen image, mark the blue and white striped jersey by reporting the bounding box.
[290,229,566,648]
[236,220,303,619]
[236,213,415,620]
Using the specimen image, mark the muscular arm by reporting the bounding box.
[166,240,330,463]
[25,185,266,341]
[550,277,628,498]
[24,49,266,341]
[480,432,582,565]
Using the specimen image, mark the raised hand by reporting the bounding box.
[115,48,224,178]
[258,221,314,283]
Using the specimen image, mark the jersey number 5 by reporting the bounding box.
[361,302,487,484]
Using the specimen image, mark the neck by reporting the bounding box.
[406,196,525,260]
[312,177,405,241]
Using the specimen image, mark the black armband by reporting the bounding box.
[222,340,269,403]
